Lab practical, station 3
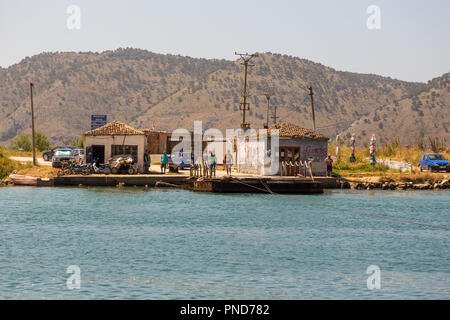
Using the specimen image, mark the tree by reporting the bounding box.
[11,131,50,152]
[11,133,31,152]
[35,131,51,151]
[70,138,84,149]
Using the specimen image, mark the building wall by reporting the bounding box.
[279,138,328,162]
[84,135,146,170]
[236,137,328,176]
[145,131,170,154]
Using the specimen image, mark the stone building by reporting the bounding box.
[236,123,329,176]
[83,120,146,170]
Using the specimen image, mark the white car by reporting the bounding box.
[72,148,85,164]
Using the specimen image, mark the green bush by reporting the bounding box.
[11,133,31,152]
[36,131,51,151]
[333,159,390,173]
[70,138,84,149]
[11,131,50,152]
[0,147,22,179]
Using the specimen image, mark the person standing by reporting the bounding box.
[324,155,333,177]
[161,152,168,174]
[225,150,233,176]
[210,151,216,177]
[144,150,151,174]
[202,152,209,177]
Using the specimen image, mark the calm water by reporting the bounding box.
[0,186,449,299]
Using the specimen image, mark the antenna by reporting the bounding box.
[235,52,258,129]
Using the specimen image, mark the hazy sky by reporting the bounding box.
[1,0,449,82]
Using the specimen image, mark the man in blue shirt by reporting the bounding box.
[210,151,216,177]
[161,152,168,174]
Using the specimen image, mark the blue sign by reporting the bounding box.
[91,115,107,130]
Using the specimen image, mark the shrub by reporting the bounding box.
[70,138,84,149]
[0,147,23,179]
[11,131,51,152]
[427,136,445,153]
[36,131,51,151]
[11,133,31,152]
[417,138,424,150]
[380,137,400,157]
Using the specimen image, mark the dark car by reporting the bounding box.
[418,153,450,172]
[43,145,77,161]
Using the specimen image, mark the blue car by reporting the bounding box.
[418,154,450,172]
[167,152,192,172]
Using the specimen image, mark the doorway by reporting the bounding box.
[92,145,105,164]
[279,147,301,175]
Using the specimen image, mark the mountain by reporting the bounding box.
[1,48,443,146]
[341,72,449,145]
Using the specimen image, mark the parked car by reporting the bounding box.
[72,148,85,164]
[418,153,450,172]
[168,152,192,172]
[52,148,77,168]
[43,145,77,161]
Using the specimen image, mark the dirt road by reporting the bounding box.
[9,156,52,166]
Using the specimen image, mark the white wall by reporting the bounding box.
[236,137,328,176]
[84,135,146,170]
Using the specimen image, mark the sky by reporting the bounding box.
[0,0,449,83]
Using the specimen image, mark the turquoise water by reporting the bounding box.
[0,186,449,299]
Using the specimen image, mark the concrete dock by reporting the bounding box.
[53,174,188,187]
[51,172,341,194]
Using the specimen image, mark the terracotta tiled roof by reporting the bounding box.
[142,129,170,134]
[268,123,328,140]
[84,120,144,136]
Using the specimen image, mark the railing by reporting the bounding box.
[190,163,216,178]
[281,160,313,179]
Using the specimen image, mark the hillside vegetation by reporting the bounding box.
[1,48,447,146]
[0,146,27,179]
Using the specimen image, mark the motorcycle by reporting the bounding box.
[108,154,138,174]
[92,158,111,174]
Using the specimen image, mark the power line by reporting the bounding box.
[308,86,316,132]
[263,93,273,129]
[29,82,37,166]
[235,52,258,130]
[271,105,279,125]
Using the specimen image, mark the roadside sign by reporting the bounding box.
[91,115,107,130]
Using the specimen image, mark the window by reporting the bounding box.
[111,145,138,162]
[54,150,73,156]
[428,154,444,160]
[279,147,301,163]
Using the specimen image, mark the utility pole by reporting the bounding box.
[271,106,279,125]
[308,86,316,132]
[30,82,37,166]
[263,93,272,129]
[235,52,258,130]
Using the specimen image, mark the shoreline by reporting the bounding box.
[2,171,449,191]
